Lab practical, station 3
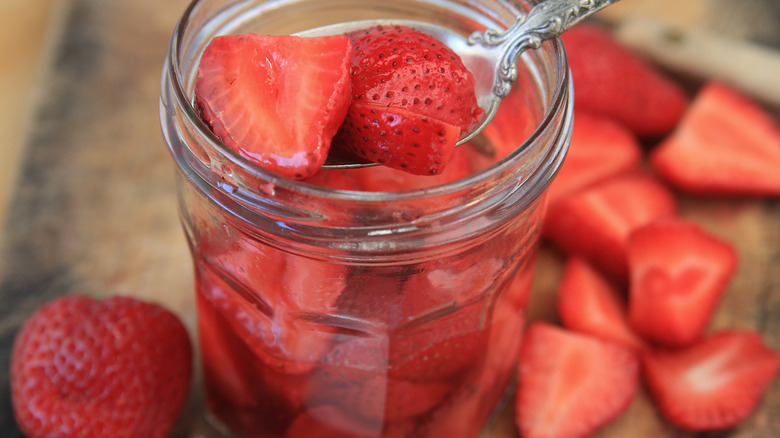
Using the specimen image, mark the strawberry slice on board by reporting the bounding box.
[557,257,647,352]
[650,81,780,196]
[195,34,352,179]
[627,218,737,348]
[333,103,461,175]
[516,322,639,438]
[642,331,779,431]
[543,171,678,282]
[562,23,688,138]
[546,111,643,205]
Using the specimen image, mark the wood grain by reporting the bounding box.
[0,0,778,437]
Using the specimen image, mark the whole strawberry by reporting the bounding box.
[10,295,193,438]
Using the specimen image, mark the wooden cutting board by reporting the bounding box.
[0,0,777,437]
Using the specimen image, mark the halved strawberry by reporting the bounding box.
[642,331,779,431]
[334,103,461,175]
[333,24,483,173]
[544,172,677,282]
[345,24,482,132]
[627,219,737,348]
[547,111,643,205]
[562,23,688,138]
[557,257,647,352]
[516,322,639,438]
[650,81,780,196]
[195,34,351,179]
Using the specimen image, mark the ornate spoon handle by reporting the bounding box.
[469,0,621,97]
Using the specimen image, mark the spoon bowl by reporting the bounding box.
[303,0,621,169]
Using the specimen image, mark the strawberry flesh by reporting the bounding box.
[650,81,780,196]
[332,24,483,174]
[627,218,737,348]
[562,23,688,138]
[195,34,352,179]
[544,172,678,282]
[557,257,647,352]
[642,331,779,431]
[335,103,460,175]
[516,322,639,438]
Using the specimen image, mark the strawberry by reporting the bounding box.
[627,218,737,348]
[195,34,351,179]
[303,142,474,191]
[10,295,192,438]
[516,322,639,438]
[334,24,483,173]
[562,23,688,138]
[547,111,642,205]
[650,81,780,196]
[557,257,647,352]
[335,103,461,175]
[544,172,677,282]
[642,331,779,431]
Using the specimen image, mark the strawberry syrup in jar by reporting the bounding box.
[160,0,572,436]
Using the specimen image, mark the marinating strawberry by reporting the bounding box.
[333,24,483,173]
[195,34,352,179]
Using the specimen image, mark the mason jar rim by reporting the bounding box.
[164,0,571,204]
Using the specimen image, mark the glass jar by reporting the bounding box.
[160,0,572,436]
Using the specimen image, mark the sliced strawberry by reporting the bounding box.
[389,299,490,382]
[303,141,474,191]
[627,219,737,348]
[547,111,643,205]
[650,81,780,196]
[312,335,454,424]
[516,323,639,438]
[557,257,647,352]
[195,34,351,179]
[334,103,461,175]
[333,24,483,173]
[286,405,404,438]
[562,23,688,138]
[544,172,677,282]
[346,24,482,132]
[642,331,779,431]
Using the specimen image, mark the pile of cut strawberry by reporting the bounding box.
[515,24,780,438]
[194,25,482,179]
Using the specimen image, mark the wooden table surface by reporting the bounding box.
[0,0,778,437]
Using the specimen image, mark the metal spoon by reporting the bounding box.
[307,0,621,169]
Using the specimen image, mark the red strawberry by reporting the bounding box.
[650,81,780,196]
[547,111,642,205]
[544,172,677,282]
[335,103,461,175]
[195,34,351,179]
[642,331,779,431]
[10,295,192,438]
[334,24,483,173]
[627,219,737,348]
[562,23,688,138]
[516,322,639,438]
[557,257,647,352]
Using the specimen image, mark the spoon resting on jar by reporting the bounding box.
[307,0,622,169]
